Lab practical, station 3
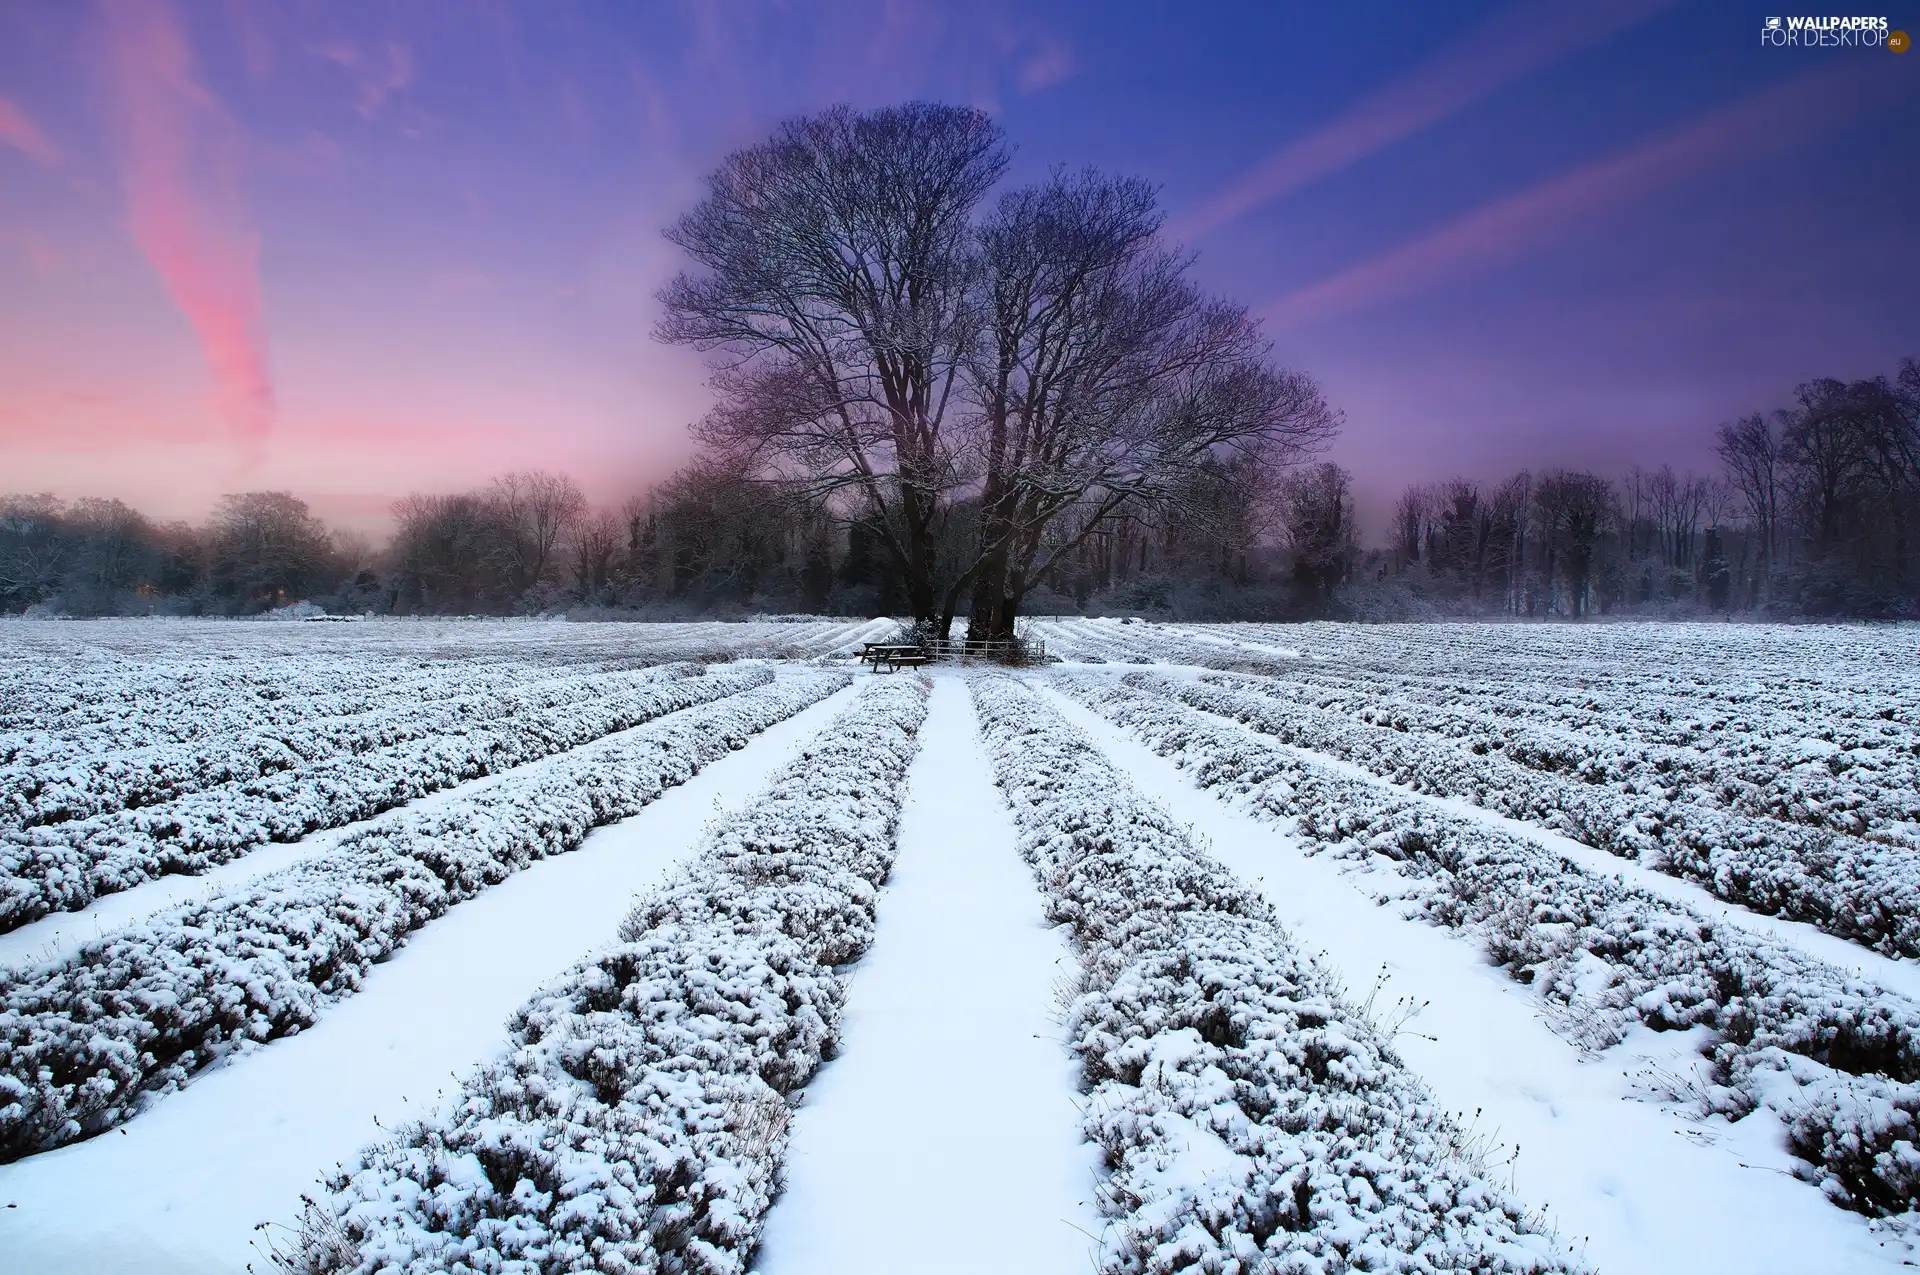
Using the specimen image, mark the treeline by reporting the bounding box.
[1369,355,1920,620]
[6,347,1916,622]
[0,491,378,618]
[0,457,1325,619]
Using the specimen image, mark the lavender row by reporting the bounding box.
[0,670,847,1162]
[973,675,1583,1274]
[288,676,928,1274]
[1061,671,1920,1218]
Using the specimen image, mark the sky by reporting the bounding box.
[1,1,1914,536]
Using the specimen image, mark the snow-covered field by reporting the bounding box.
[1,616,1916,1274]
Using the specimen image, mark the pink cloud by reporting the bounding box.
[1016,36,1077,95]
[0,96,60,165]
[1170,0,1677,244]
[97,0,275,451]
[1263,62,1913,332]
[0,387,219,450]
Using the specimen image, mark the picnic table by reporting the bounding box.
[861,643,930,672]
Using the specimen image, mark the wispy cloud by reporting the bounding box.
[97,0,275,449]
[1016,36,1076,95]
[1262,63,1912,332]
[1170,0,1676,244]
[0,96,60,165]
[313,38,415,120]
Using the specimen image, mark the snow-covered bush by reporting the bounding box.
[0,663,780,933]
[1202,666,1920,850]
[1151,671,1920,959]
[1,661,707,831]
[0,671,848,1163]
[970,675,1584,1274]
[1059,671,1920,1219]
[0,618,888,762]
[285,676,930,1275]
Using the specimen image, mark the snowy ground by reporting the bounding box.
[1044,684,1910,1275]
[2,617,1915,1273]
[755,677,1100,1275]
[0,683,859,1274]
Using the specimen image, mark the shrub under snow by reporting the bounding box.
[1211,667,1920,848]
[970,675,1584,1275]
[0,670,847,1163]
[0,664,779,933]
[1158,671,1920,960]
[283,675,930,1275]
[1058,670,1920,1221]
[0,661,704,832]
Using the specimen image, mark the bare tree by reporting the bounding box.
[1716,412,1781,603]
[1489,471,1531,613]
[486,471,586,597]
[568,509,624,602]
[389,492,497,613]
[656,103,1009,625]
[1278,462,1358,614]
[1533,470,1614,618]
[60,498,159,613]
[960,170,1338,639]
[209,492,335,610]
[1390,483,1431,570]
[0,494,66,610]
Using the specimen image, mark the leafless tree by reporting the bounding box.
[1277,462,1358,613]
[389,492,497,612]
[656,102,1009,624]
[1532,470,1614,617]
[1716,412,1781,603]
[1489,471,1532,613]
[568,509,624,601]
[1390,483,1431,570]
[485,471,586,596]
[959,170,1338,638]
[0,494,66,609]
[209,491,336,610]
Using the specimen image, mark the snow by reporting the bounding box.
[973,675,1581,1273]
[1057,670,1920,1217]
[1122,671,1920,1003]
[0,668,843,1159]
[1039,679,1917,1274]
[0,732,589,974]
[755,674,1101,1275]
[1,662,779,929]
[1154,669,1920,959]
[0,682,862,1275]
[297,676,930,1273]
[2,616,1915,1271]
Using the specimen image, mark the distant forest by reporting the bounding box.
[3,352,1916,623]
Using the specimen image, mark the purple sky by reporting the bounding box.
[2,1,1914,535]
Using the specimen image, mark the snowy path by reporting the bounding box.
[755,674,1101,1275]
[1041,682,1914,1275]
[0,683,858,1275]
